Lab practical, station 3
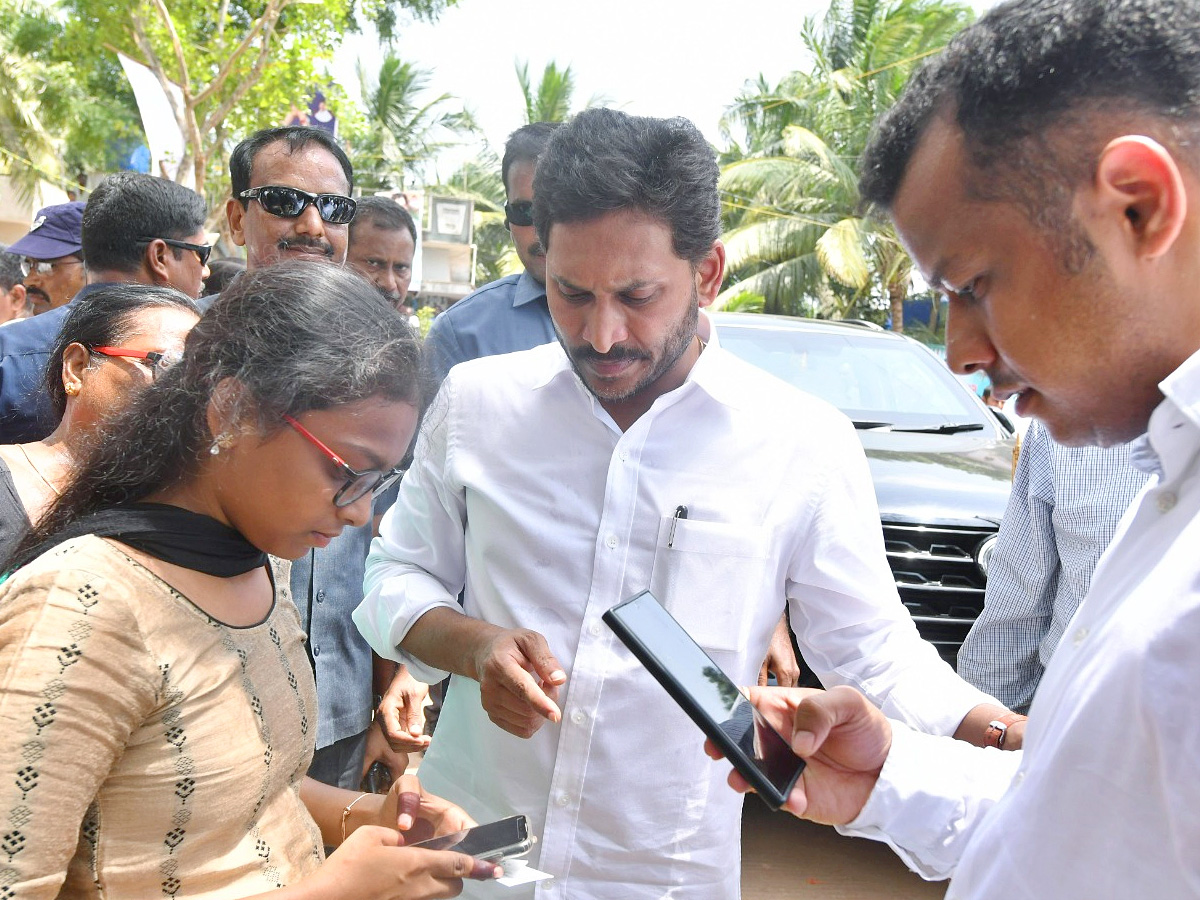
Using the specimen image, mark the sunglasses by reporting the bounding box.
[138,237,212,268]
[89,346,183,380]
[21,258,82,277]
[283,414,404,508]
[239,186,357,225]
[504,200,534,227]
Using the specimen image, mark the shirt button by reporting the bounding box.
[589,620,602,636]
[313,646,320,657]
[1013,770,1026,785]
[619,449,630,461]
[1072,627,1089,646]
[605,534,618,549]
[571,709,586,725]
[1158,492,1177,512]
[315,590,326,603]
[556,792,571,807]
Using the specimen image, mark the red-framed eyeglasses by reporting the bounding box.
[89,346,183,380]
[283,414,404,508]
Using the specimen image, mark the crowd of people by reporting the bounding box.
[0,0,1196,896]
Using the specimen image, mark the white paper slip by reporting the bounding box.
[495,858,554,887]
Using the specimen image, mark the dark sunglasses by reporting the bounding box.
[239,186,357,225]
[89,346,183,380]
[284,414,404,508]
[138,237,212,268]
[504,200,534,227]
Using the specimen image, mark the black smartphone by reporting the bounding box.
[603,590,805,810]
[409,814,534,862]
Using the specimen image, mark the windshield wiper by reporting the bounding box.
[891,422,986,434]
[852,420,894,430]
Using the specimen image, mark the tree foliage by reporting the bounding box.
[718,0,973,329]
[352,54,477,192]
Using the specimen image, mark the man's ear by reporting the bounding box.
[694,241,726,309]
[1094,135,1187,260]
[144,239,173,283]
[6,284,27,317]
[226,197,248,248]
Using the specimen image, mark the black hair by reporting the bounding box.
[352,195,418,243]
[44,283,201,420]
[202,257,246,295]
[229,126,354,199]
[501,122,560,196]
[532,108,720,265]
[13,262,422,569]
[860,0,1200,251]
[81,174,208,274]
[0,245,22,292]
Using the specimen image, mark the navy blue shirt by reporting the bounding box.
[0,284,115,443]
[423,271,555,383]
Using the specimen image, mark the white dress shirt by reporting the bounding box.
[957,420,1147,710]
[355,332,993,900]
[842,348,1200,898]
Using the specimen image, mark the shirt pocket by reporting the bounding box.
[648,515,772,654]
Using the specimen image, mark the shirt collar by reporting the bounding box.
[1137,346,1200,482]
[512,270,547,308]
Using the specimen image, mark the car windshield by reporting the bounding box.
[717,323,990,430]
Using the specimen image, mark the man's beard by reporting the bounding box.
[559,288,699,404]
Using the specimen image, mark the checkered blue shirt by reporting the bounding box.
[958,420,1149,711]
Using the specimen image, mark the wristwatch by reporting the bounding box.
[984,712,1026,749]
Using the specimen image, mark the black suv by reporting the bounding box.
[713,312,1014,666]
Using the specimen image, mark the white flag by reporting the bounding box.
[117,52,191,187]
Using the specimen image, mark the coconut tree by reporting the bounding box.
[353,54,477,192]
[515,60,576,124]
[718,0,973,329]
[0,33,63,201]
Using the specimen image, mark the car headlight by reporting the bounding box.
[975,533,998,579]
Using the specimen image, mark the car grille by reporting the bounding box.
[883,522,994,667]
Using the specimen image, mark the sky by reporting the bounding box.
[335,0,1002,180]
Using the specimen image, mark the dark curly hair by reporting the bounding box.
[532,108,720,266]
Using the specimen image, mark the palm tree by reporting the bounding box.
[718,0,973,330]
[0,34,63,202]
[515,60,576,124]
[354,54,477,192]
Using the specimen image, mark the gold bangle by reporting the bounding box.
[341,792,371,844]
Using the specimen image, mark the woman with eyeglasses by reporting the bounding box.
[0,262,499,899]
[0,283,200,561]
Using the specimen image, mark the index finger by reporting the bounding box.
[500,657,562,723]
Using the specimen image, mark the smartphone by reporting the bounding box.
[603,590,805,810]
[409,814,534,862]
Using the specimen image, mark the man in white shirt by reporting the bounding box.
[728,1,1200,896]
[354,108,1010,899]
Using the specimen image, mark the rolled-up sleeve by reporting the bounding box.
[354,384,468,684]
[838,722,1020,880]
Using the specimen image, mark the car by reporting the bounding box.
[712,312,1015,667]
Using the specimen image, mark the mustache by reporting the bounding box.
[569,344,650,364]
[278,237,335,258]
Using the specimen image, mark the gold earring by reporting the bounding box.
[209,432,235,455]
[64,383,80,397]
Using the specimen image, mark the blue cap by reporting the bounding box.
[7,201,86,260]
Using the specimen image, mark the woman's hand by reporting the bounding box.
[316,825,499,900]
[374,773,476,845]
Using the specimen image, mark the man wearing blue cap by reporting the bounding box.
[6,202,85,316]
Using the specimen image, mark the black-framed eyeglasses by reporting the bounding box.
[504,200,534,227]
[240,186,357,225]
[137,237,212,268]
[89,345,183,380]
[283,414,403,508]
[20,257,82,277]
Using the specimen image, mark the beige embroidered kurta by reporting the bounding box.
[0,535,322,899]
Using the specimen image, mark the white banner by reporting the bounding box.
[117,52,191,187]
